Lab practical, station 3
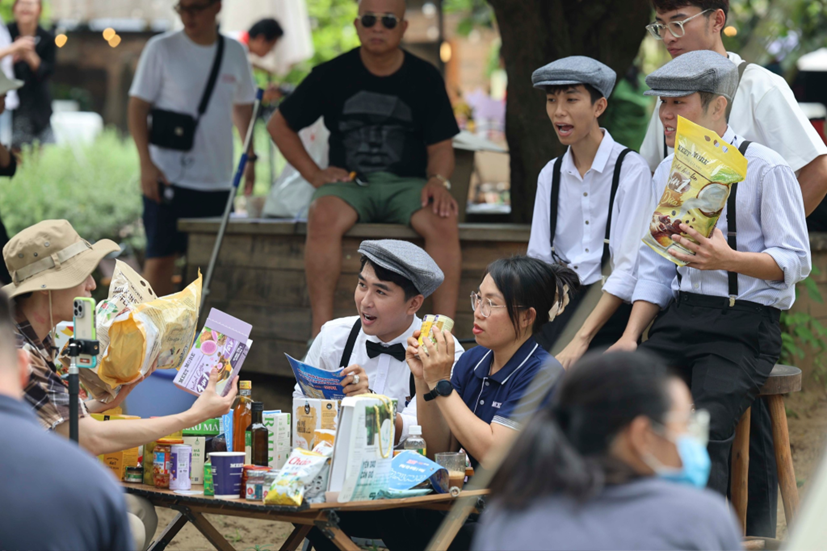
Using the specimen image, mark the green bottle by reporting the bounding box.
[203,460,214,496]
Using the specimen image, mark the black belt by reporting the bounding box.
[677,292,780,321]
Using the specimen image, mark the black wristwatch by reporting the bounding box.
[424,380,453,402]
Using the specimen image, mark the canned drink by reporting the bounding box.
[418,315,455,348]
[169,444,192,491]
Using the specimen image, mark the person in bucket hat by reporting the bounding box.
[6,220,241,551]
[0,69,24,285]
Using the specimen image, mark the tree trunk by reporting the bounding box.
[487,0,652,223]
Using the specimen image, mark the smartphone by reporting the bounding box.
[72,298,97,369]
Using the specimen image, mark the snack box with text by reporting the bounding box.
[264,411,291,469]
[183,418,220,484]
[292,398,339,450]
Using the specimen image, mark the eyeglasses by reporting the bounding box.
[470,292,525,318]
[645,9,713,40]
[360,13,399,30]
[652,409,710,446]
[173,1,216,16]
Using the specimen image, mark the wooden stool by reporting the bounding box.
[730,364,802,534]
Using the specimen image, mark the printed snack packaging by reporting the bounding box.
[643,116,748,266]
[264,443,333,507]
[98,272,202,388]
[292,398,339,450]
[183,419,220,485]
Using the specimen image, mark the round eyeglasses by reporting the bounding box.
[645,9,713,40]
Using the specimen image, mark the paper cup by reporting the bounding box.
[209,452,246,498]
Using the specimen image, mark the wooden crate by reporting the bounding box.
[181,219,530,377]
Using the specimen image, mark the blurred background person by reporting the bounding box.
[8,0,55,151]
[0,70,22,285]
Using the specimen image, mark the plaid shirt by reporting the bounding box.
[15,312,88,430]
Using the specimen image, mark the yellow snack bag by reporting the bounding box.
[97,273,202,388]
[643,116,748,266]
[264,447,332,506]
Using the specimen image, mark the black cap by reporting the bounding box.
[252,402,264,412]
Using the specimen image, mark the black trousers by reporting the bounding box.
[305,509,477,551]
[535,282,633,352]
[641,293,780,537]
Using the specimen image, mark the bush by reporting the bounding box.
[0,130,144,251]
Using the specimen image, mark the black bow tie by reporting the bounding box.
[366,341,406,362]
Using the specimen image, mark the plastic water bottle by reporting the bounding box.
[402,425,427,457]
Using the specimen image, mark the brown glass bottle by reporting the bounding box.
[233,380,253,459]
[248,402,271,467]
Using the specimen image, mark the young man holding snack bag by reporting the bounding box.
[608,50,811,515]
[293,239,463,445]
[526,56,653,359]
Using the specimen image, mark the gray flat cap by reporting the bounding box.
[532,56,616,99]
[358,240,444,298]
[645,50,738,100]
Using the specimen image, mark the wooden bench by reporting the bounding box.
[730,364,802,535]
[180,219,531,377]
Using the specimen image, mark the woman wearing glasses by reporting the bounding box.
[407,256,579,470]
[473,352,742,551]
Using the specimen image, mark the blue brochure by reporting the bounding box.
[286,354,346,400]
[389,451,449,494]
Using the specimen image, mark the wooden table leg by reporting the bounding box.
[147,512,189,551]
[314,512,361,551]
[731,407,751,535]
[426,496,481,551]
[766,395,800,524]
[175,507,237,551]
[280,524,313,551]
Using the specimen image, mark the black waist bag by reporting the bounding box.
[149,34,225,152]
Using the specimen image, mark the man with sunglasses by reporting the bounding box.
[128,0,257,297]
[268,0,461,341]
[639,1,827,218]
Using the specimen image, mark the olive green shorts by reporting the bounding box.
[311,171,427,226]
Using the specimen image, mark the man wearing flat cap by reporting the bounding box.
[526,56,653,363]
[294,238,463,445]
[609,51,811,510]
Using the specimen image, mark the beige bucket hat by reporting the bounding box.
[2,220,120,299]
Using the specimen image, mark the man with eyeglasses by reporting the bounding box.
[639,1,826,539]
[128,0,257,297]
[612,50,812,539]
[639,1,827,219]
[268,0,461,343]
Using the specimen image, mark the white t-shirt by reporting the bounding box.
[0,16,18,110]
[129,30,256,191]
[640,51,827,174]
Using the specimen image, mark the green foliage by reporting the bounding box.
[280,0,360,86]
[780,266,827,384]
[444,0,495,36]
[0,130,144,250]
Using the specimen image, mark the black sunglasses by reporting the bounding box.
[360,13,399,30]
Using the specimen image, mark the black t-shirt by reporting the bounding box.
[8,23,56,134]
[279,48,459,179]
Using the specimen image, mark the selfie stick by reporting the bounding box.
[202,88,264,313]
[65,338,99,444]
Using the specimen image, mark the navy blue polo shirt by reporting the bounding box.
[451,337,562,466]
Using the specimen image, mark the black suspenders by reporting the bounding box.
[549,148,632,273]
[339,318,416,400]
[726,140,752,306]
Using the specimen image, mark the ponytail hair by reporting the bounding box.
[488,351,675,508]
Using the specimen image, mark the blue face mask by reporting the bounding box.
[645,434,711,489]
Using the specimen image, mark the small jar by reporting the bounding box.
[153,437,184,489]
[245,470,267,501]
[262,471,279,501]
[124,466,143,483]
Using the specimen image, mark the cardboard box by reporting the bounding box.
[92,413,140,480]
[292,398,338,450]
[183,419,219,485]
[263,411,291,469]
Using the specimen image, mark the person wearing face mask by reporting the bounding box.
[4,220,240,551]
[609,50,811,535]
[473,351,742,551]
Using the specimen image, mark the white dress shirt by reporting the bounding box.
[640,52,827,173]
[527,129,654,302]
[294,315,465,442]
[633,126,811,310]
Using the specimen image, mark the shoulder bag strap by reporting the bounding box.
[603,148,633,275]
[197,34,225,120]
[725,61,749,121]
[339,319,363,368]
[549,155,564,262]
[726,139,752,306]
